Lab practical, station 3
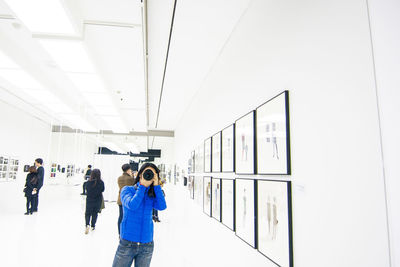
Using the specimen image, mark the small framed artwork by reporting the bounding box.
[257,179,293,267]
[189,176,195,199]
[194,176,203,206]
[256,91,291,175]
[235,178,256,248]
[212,178,221,221]
[221,178,235,231]
[23,165,30,172]
[212,132,222,172]
[191,150,195,173]
[204,138,212,173]
[222,124,235,172]
[235,111,255,174]
[203,176,212,216]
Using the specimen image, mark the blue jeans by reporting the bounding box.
[112,239,154,267]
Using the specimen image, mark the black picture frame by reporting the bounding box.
[256,90,291,175]
[204,137,212,173]
[212,131,222,173]
[221,124,235,173]
[235,111,256,175]
[221,178,235,231]
[211,177,222,222]
[203,176,212,216]
[235,178,256,248]
[256,179,293,267]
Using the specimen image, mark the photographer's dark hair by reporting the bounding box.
[35,158,43,165]
[88,165,92,168]
[89,169,102,186]
[122,163,131,173]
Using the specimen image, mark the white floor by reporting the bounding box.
[0,178,272,267]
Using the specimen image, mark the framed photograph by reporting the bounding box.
[24,165,30,172]
[188,176,195,199]
[194,176,203,206]
[235,178,256,247]
[235,111,255,174]
[257,179,293,267]
[191,150,195,173]
[203,176,212,216]
[204,138,212,173]
[221,179,235,231]
[212,178,221,221]
[256,91,291,175]
[212,132,222,172]
[222,124,235,172]
[195,144,204,174]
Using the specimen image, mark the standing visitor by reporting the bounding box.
[117,164,135,235]
[81,165,92,195]
[32,158,44,213]
[84,169,104,234]
[24,166,38,215]
[112,163,167,267]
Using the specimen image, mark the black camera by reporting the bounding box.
[143,169,154,181]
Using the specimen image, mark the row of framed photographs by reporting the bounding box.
[189,176,293,267]
[0,156,20,180]
[193,90,291,175]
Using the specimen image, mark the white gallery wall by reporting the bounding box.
[173,0,390,266]
[49,132,98,172]
[368,0,400,266]
[0,99,51,183]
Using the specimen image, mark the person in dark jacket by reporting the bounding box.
[117,163,135,235]
[85,168,105,234]
[81,165,92,195]
[112,163,167,267]
[24,166,38,215]
[32,158,44,212]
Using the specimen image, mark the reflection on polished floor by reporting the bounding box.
[0,179,270,267]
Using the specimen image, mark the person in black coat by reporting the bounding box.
[32,158,44,212]
[85,168,105,234]
[24,166,38,215]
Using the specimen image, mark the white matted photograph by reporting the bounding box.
[222,124,235,172]
[256,91,290,174]
[235,111,255,174]
[203,176,212,216]
[235,178,255,247]
[204,138,212,173]
[257,179,293,267]
[212,178,221,221]
[221,179,235,231]
[212,132,221,172]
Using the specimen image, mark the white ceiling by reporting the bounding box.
[0,0,251,150]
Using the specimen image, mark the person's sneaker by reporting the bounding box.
[80,193,86,195]
[24,212,29,215]
[85,225,90,235]
[91,227,95,231]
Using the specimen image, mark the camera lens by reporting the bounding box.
[143,169,154,181]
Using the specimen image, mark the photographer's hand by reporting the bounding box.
[153,175,159,186]
[140,176,153,188]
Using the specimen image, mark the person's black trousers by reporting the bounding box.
[26,196,34,213]
[85,200,101,227]
[31,194,39,212]
[118,204,123,234]
[82,181,87,194]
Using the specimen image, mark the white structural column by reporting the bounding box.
[367,0,400,266]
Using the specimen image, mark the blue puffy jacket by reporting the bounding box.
[120,183,167,243]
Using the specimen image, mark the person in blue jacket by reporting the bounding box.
[112,163,167,267]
